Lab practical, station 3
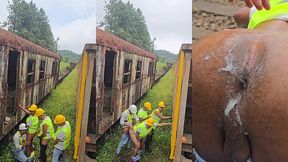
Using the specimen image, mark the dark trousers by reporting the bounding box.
[40,140,47,162]
[145,129,154,152]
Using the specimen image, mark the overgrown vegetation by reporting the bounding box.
[3,0,57,52]
[58,50,81,64]
[155,50,177,63]
[99,0,155,52]
[96,69,174,161]
[0,69,78,162]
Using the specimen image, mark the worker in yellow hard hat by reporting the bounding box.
[52,115,71,162]
[36,108,54,162]
[18,104,39,157]
[129,118,171,162]
[137,102,152,122]
[145,101,172,152]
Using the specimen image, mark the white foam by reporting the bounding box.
[224,94,242,116]
[220,44,237,74]
[204,55,210,61]
[247,157,252,162]
[235,107,243,127]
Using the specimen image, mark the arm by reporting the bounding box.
[54,138,60,145]
[42,124,48,138]
[120,112,132,127]
[13,134,22,151]
[18,104,30,115]
[154,111,172,120]
[243,0,270,10]
[156,122,172,127]
[233,7,250,28]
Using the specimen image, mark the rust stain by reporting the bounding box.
[96,28,157,60]
[0,28,60,60]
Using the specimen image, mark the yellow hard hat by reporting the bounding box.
[54,115,66,124]
[144,102,152,110]
[35,108,45,117]
[158,101,165,108]
[146,118,154,126]
[28,104,38,111]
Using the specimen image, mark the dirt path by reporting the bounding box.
[193,0,244,43]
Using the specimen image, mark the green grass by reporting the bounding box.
[0,69,78,162]
[60,61,69,72]
[96,69,174,162]
[156,61,166,72]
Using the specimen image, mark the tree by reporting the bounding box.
[3,0,57,52]
[99,0,155,52]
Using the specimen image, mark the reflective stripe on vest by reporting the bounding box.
[133,122,152,139]
[128,113,137,123]
[55,121,71,150]
[137,108,148,119]
[26,115,39,133]
[39,116,55,139]
[17,131,25,145]
[151,108,161,124]
[248,0,288,29]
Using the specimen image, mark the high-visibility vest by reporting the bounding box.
[137,108,148,120]
[38,116,55,140]
[26,115,39,134]
[17,131,25,145]
[127,113,137,125]
[248,0,288,29]
[54,121,71,150]
[151,108,162,124]
[133,122,153,139]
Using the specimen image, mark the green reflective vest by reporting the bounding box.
[26,115,39,134]
[248,0,288,29]
[137,108,148,120]
[54,121,71,150]
[133,122,153,139]
[128,113,137,125]
[17,131,25,145]
[38,116,55,140]
[151,108,162,124]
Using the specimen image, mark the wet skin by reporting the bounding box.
[192,27,288,161]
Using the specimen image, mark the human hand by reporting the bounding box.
[243,0,270,10]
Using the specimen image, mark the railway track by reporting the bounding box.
[192,0,244,43]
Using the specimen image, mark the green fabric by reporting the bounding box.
[133,122,152,139]
[17,131,24,145]
[151,108,161,124]
[38,116,55,140]
[248,0,288,29]
[128,113,137,125]
[137,108,148,120]
[55,121,71,150]
[26,115,39,134]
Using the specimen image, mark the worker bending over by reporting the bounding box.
[137,102,152,122]
[116,104,139,156]
[36,108,55,162]
[52,115,71,162]
[129,118,171,162]
[145,101,172,152]
[18,104,38,157]
[13,123,32,162]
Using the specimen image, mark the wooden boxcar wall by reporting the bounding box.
[95,45,156,137]
[0,45,59,140]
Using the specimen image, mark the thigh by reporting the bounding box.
[52,148,61,162]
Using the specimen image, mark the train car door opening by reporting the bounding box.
[103,50,115,115]
[6,50,19,117]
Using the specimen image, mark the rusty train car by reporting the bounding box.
[170,44,192,161]
[73,28,157,161]
[0,28,60,140]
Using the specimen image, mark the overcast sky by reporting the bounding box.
[0,0,96,54]
[97,0,192,54]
